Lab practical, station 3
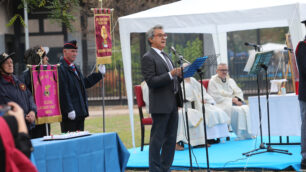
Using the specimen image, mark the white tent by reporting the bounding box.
[118,0,306,148]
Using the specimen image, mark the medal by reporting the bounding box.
[19,83,26,91]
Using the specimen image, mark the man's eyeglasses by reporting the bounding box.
[154,34,167,39]
[218,69,228,72]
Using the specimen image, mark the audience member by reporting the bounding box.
[296,19,306,169]
[21,46,51,138]
[0,102,37,172]
[0,52,37,135]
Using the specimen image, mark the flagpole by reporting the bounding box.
[24,0,29,49]
[98,0,106,133]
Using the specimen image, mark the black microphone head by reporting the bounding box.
[170,46,177,54]
[244,42,250,46]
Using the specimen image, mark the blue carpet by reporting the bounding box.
[127,136,301,171]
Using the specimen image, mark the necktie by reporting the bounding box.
[161,52,178,93]
[70,65,78,76]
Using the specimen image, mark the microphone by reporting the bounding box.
[244,42,260,48]
[171,46,190,64]
[284,47,293,53]
[260,63,268,70]
[170,46,177,55]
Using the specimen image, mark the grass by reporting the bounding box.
[50,114,151,149]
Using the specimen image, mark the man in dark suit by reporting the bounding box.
[58,40,106,132]
[296,20,306,169]
[141,25,183,172]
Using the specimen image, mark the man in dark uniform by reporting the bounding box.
[141,25,183,172]
[0,52,36,134]
[296,20,306,169]
[58,40,106,132]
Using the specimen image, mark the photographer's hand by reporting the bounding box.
[26,111,36,124]
[7,102,28,134]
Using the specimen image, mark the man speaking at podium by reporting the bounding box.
[141,25,183,172]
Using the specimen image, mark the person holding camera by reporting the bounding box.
[0,52,37,136]
[0,102,37,172]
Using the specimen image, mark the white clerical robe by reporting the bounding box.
[207,74,253,140]
[176,77,230,146]
[141,81,150,114]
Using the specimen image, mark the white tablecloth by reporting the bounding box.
[248,93,301,136]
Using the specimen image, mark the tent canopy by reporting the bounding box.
[118,0,306,148]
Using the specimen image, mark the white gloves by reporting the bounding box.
[98,64,106,75]
[68,110,76,120]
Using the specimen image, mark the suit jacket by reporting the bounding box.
[141,48,183,114]
[58,58,103,120]
[296,41,306,101]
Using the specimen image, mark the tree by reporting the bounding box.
[6,0,80,32]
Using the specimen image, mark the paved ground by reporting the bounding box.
[88,105,139,116]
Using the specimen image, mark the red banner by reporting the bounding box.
[94,8,112,65]
[31,65,62,124]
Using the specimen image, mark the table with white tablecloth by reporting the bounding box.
[248,93,301,136]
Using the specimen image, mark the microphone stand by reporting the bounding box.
[243,45,292,157]
[242,44,265,156]
[197,68,210,172]
[244,65,291,156]
[177,55,193,171]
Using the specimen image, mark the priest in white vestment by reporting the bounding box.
[207,63,253,140]
[141,79,229,150]
[176,77,230,149]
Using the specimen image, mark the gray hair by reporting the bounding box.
[146,25,163,46]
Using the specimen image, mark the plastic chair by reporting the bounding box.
[199,79,210,89]
[134,85,153,151]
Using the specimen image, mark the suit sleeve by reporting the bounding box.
[141,54,172,88]
[27,91,37,114]
[296,42,306,77]
[83,73,103,89]
[58,67,74,115]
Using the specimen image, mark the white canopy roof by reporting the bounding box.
[118,0,306,148]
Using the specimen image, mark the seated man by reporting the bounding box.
[208,63,253,140]
[141,78,230,150]
[175,77,230,150]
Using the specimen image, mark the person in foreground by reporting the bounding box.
[0,102,37,172]
[208,63,253,140]
[296,20,306,169]
[0,52,37,136]
[141,25,183,172]
[58,40,106,132]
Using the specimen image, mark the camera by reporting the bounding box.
[0,104,11,116]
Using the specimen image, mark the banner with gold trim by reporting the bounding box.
[31,65,62,124]
[94,8,112,65]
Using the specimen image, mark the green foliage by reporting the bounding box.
[7,0,80,32]
[165,37,203,63]
[51,114,151,149]
[45,0,80,32]
[6,14,25,27]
